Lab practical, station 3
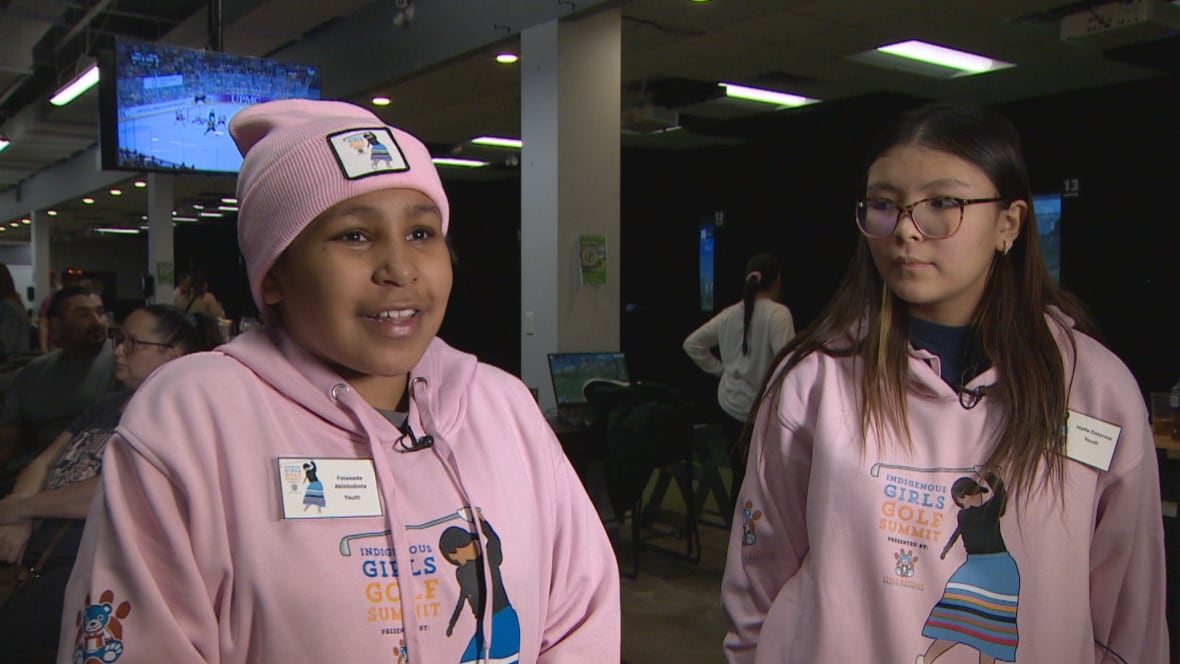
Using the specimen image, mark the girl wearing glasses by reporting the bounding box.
[721,103,1166,663]
[0,305,219,660]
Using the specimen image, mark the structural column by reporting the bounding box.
[520,8,621,409]
[146,173,175,304]
[30,209,50,310]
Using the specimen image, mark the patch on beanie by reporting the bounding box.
[327,127,410,180]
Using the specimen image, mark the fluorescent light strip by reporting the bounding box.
[95,228,140,235]
[471,136,523,149]
[876,40,994,73]
[198,211,224,218]
[719,83,819,108]
[50,64,100,107]
[432,157,489,168]
[172,216,199,222]
[221,197,238,204]
[0,139,9,154]
[217,206,239,212]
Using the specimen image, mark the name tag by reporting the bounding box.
[1065,410,1121,472]
[277,457,383,519]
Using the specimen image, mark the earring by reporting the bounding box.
[1001,240,1010,256]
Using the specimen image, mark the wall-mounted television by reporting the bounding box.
[1032,192,1062,283]
[99,39,321,175]
[699,221,715,311]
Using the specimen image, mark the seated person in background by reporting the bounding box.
[0,286,116,477]
[174,269,225,320]
[0,305,221,662]
[172,271,191,306]
[0,262,31,363]
[36,271,63,353]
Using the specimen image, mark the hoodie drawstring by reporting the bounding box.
[331,383,426,661]
[412,377,497,664]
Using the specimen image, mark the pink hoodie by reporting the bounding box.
[60,329,620,663]
[722,316,1168,663]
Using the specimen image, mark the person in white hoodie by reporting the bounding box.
[683,252,794,509]
[60,99,620,663]
[721,103,1167,663]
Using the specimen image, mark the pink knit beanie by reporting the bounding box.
[230,99,449,309]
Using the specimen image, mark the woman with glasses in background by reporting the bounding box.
[721,103,1167,663]
[0,305,220,662]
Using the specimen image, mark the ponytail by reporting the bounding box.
[740,253,782,355]
[741,272,761,355]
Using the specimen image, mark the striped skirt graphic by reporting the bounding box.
[303,480,326,507]
[922,552,1020,661]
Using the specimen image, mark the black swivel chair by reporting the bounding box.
[584,379,700,578]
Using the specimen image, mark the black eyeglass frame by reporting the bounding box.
[855,196,1007,239]
[111,332,174,353]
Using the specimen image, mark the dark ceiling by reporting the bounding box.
[0,0,1177,242]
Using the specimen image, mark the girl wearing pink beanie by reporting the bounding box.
[61,99,620,664]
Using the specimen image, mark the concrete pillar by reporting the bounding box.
[30,209,50,310]
[520,8,621,410]
[146,173,175,304]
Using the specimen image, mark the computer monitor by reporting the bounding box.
[547,352,630,405]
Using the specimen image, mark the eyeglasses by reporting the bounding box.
[111,332,173,353]
[855,196,1005,239]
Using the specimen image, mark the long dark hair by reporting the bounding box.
[0,262,23,310]
[747,103,1097,500]
[141,304,222,353]
[740,253,781,355]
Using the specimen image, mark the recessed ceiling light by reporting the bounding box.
[20,218,30,225]
[109,188,123,196]
[0,139,9,154]
[133,180,147,188]
[719,83,820,108]
[432,157,489,168]
[8,222,19,228]
[82,197,95,205]
[471,136,523,149]
[495,53,519,64]
[192,203,205,210]
[46,210,58,217]
[371,96,392,106]
[0,227,8,233]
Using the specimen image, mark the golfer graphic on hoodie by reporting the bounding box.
[441,509,520,664]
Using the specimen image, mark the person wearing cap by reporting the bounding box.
[60,100,620,663]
